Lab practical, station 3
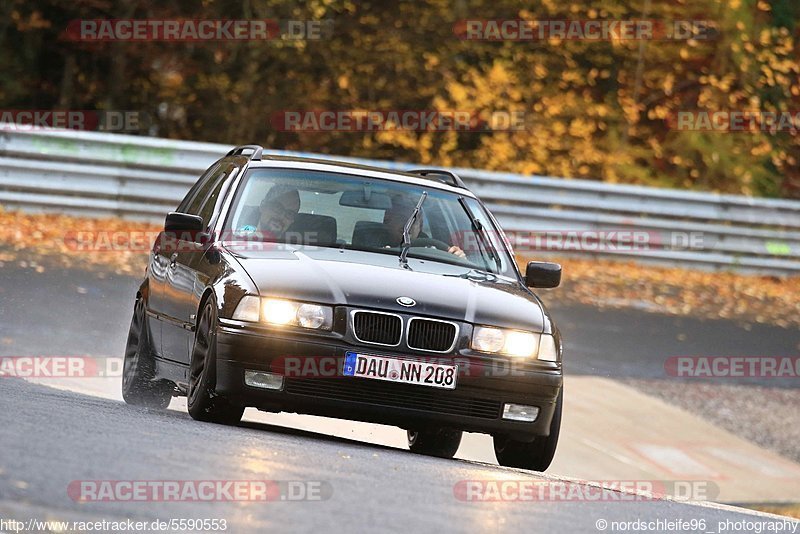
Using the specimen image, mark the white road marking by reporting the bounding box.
[581,437,642,469]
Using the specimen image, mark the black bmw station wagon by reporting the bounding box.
[123,145,564,471]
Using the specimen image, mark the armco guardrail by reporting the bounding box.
[1,127,799,274]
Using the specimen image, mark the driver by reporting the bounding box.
[258,185,300,237]
[236,185,300,240]
[383,196,466,258]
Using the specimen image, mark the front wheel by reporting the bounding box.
[494,389,562,471]
[122,298,172,409]
[407,427,462,458]
[187,301,244,425]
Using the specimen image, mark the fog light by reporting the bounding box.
[502,403,540,422]
[244,370,284,390]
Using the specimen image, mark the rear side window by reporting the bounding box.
[196,164,238,229]
[176,163,238,232]
[177,162,221,213]
[186,165,229,215]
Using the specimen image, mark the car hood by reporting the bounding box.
[226,245,546,332]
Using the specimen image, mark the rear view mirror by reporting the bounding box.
[340,190,392,210]
[525,261,561,288]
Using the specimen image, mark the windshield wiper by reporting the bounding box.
[399,191,427,267]
[458,197,502,273]
[444,268,498,282]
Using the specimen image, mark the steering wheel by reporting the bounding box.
[410,237,451,252]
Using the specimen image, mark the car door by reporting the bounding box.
[145,233,168,357]
[161,162,238,364]
[149,161,221,360]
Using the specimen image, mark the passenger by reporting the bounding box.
[383,196,466,258]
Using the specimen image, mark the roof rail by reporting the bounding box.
[226,144,264,160]
[410,168,467,189]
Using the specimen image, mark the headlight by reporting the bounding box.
[471,326,506,353]
[503,330,539,358]
[472,326,538,358]
[296,303,329,329]
[232,296,333,330]
[471,326,559,360]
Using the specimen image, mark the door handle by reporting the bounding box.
[169,253,178,268]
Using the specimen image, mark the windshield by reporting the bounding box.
[224,168,514,276]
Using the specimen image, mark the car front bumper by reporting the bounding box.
[215,324,563,441]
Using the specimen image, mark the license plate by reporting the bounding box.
[342,352,457,390]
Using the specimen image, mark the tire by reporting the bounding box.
[407,427,463,459]
[493,389,563,471]
[187,300,244,425]
[122,298,172,409]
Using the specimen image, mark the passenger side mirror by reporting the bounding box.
[164,212,206,242]
[525,261,561,288]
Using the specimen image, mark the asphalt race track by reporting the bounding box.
[0,378,793,533]
[1,265,798,532]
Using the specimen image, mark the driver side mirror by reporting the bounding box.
[164,212,206,243]
[525,261,561,288]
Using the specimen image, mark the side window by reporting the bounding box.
[197,166,236,229]
[185,164,230,218]
[177,162,221,213]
